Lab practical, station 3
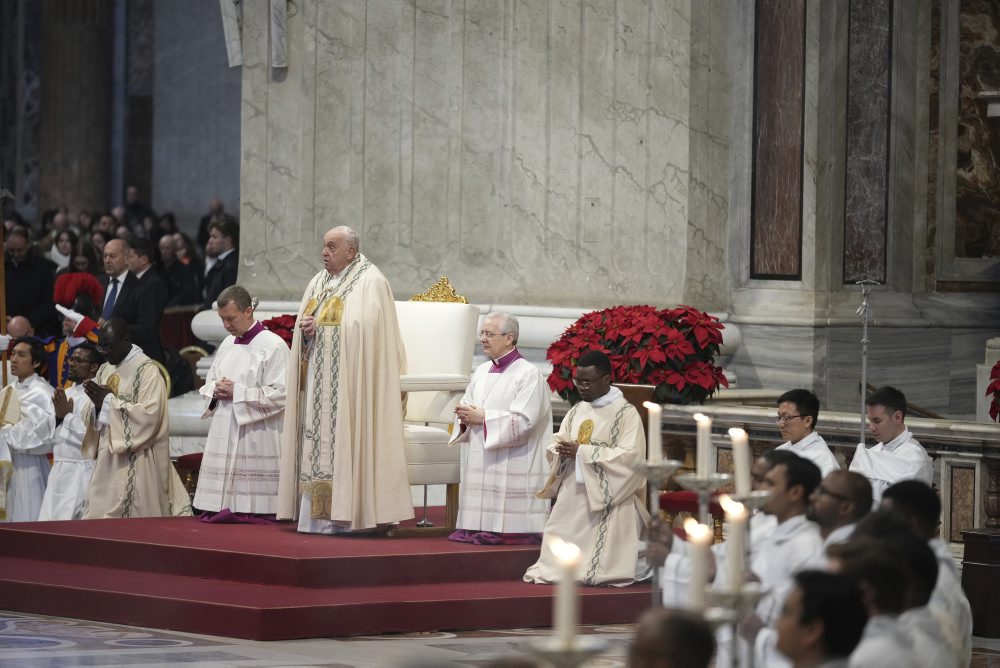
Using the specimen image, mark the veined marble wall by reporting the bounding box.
[238,0,729,309]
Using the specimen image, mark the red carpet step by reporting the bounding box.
[0,516,651,640]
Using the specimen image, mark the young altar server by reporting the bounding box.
[524,349,649,586]
[449,312,551,544]
[38,342,103,520]
[194,285,288,520]
[0,337,57,521]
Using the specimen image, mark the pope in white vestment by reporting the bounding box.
[38,383,97,521]
[524,353,649,586]
[277,228,413,533]
[195,294,288,516]
[82,319,191,519]
[1,338,57,522]
[449,314,550,543]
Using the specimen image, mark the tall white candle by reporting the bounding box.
[729,427,752,496]
[684,518,712,611]
[694,413,712,478]
[550,537,582,649]
[643,401,662,463]
[720,496,748,592]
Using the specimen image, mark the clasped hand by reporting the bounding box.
[299,315,317,338]
[214,378,235,400]
[82,380,110,408]
[555,439,579,458]
[454,403,485,426]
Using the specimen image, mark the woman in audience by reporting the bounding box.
[69,241,101,275]
[48,229,77,271]
[90,229,110,257]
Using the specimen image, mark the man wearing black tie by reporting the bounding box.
[98,239,164,363]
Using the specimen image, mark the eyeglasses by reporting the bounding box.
[776,414,802,424]
[815,484,850,502]
[478,331,508,339]
[573,376,607,389]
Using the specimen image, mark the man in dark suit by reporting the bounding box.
[5,226,58,337]
[158,235,200,306]
[202,216,239,311]
[99,238,164,363]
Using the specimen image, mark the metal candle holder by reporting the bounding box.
[675,473,732,525]
[634,459,685,607]
[525,636,609,668]
[707,582,769,668]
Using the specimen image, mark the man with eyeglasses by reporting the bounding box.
[774,389,841,478]
[524,350,650,586]
[81,318,191,518]
[805,471,872,566]
[37,342,104,521]
[447,312,551,545]
[848,386,933,504]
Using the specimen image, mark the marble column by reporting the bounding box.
[37,0,113,213]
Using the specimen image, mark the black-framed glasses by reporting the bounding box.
[573,376,608,389]
[776,414,802,424]
[816,484,850,502]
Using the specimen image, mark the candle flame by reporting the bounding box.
[643,401,660,409]
[718,495,747,518]
[728,427,747,439]
[550,537,582,565]
[683,518,712,543]
[693,413,709,423]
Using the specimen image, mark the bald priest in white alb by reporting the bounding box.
[277,226,413,533]
[448,312,551,545]
[194,286,288,520]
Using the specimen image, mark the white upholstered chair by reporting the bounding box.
[396,279,479,530]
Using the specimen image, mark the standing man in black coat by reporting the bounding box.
[98,238,164,363]
[202,216,239,311]
[5,226,58,337]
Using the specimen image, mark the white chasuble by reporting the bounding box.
[524,388,649,586]
[0,374,55,522]
[38,382,95,520]
[449,356,551,533]
[848,429,933,504]
[277,255,413,532]
[83,346,192,519]
[194,328,288,513]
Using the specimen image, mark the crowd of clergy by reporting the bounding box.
[0,224,971,667]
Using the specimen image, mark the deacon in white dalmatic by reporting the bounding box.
[38,341,103,520]
[524,350,650,586]
[449,312,551,545]
[194,285,288,519]
[0,337,56,521]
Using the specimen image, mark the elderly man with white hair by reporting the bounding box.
[449,312,551,545]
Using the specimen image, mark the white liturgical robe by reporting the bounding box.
[524,387,649,586]
[195,324,288,514]
[277,255,413,532]
[776,431,841,477]
[449,350,551,533]
[848,430,933,503]
[38,382,95,520]
[1,374,55,522]
[849,615,918,667]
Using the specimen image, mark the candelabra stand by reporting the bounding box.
[707,582,769,668]
[675,473,732,525]
[729,490,772,561]
[526,636,609,668]
[634,459,685,607]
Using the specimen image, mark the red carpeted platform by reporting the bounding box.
[0,514,651,640]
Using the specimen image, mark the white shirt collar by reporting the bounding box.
[882,429,913,452]
[218,248,234,261]
[110,269,129,283]
[588,385,623,409]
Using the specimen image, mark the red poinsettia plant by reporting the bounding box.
[547,304,729,405]
[987,360,1000,422]
[261,314,297,348]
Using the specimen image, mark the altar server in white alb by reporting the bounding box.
[194,285,288,521]
[524,350,649,586]
[774,388,840,477]
[0,337,56,521]
[38,342,103,521]
[849,385,933,503]
[448,312,551,545]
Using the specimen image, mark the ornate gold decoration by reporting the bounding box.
[301,481,334,519]
[107,374,121,397]
[0,385,18,426]
[304,296,319,316]
[577,419,594,445]
[317,296,344,326]
[410,276,468,303]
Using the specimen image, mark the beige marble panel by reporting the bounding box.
[237,0,705,307]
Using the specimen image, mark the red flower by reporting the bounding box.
[987,360,1000,422]
[546,304,727,405]
[262,314,297,348]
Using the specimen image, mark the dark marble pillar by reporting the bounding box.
[37,0,113,213]
[842,0,891,284]
[751,0,806,280]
